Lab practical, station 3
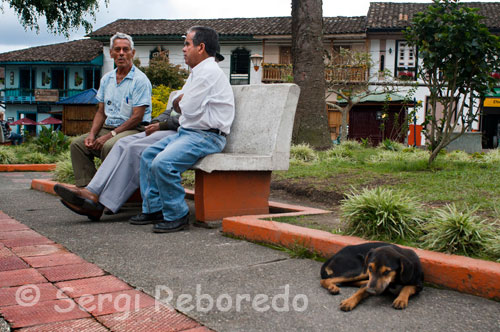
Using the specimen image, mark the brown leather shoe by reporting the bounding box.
[60,199,103,221]
[54,184,99,206]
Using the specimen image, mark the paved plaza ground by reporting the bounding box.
[0,172,499,331]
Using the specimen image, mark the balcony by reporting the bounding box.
[262,64,293,83]
[0,88,83,104]
[262,63,368,84]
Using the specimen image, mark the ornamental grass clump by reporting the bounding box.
[421,204,496,257]
[290,143,317,164]
[52,151,74,184]
[378,139,406,152]
[341,187,423,241]
[0,146,16,164]
[485,236,500,262]
[444,150,471,162]
[325,145,354,162]
[339,139,362,150]
[482,149,500,163]
[21,152,51,164]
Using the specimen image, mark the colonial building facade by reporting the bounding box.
[1,2,499,145]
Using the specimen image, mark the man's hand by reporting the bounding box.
[91,133,112,150]
[84,134,96,149]
[145,123,160,136]
[173,94,184,113]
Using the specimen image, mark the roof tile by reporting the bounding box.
[89,16,366,38]
[0,39,102,63]
[367,2,500,30]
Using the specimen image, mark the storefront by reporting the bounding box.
[481,88,500,149]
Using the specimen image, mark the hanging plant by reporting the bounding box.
[74,72,83,86]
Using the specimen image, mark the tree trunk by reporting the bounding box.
[291,0,331,149]
[340,103,352,141]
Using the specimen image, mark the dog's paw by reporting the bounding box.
[327,284,340,295]
[320,279,340,295]
[392,298,408,310]
[340,298,357,311]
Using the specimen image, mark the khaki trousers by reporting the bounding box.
[70,127,140,187]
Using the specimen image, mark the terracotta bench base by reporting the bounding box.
[194,170,271,221]
[126,170,272,222]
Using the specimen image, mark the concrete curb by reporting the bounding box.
[0,164,56,172]
[30,178,500,301]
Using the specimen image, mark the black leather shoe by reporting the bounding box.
[153,213,190,233]
[129,211,164,225]
[60,199,103,221]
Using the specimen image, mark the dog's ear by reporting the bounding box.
[363,249,375,274]
[399,256,414,284]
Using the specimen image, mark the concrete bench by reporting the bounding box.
[192,83,300,221]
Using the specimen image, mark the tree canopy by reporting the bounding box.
[1,0,108,36]
[405,0,500,163]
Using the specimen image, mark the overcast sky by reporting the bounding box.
[0,0,498,53]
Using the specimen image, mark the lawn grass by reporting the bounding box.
[274,144,500,220]
[272,143,500,261]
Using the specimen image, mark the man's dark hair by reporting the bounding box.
[188,26,219,57]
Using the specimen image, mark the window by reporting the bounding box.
[84,68,101,90]
[279,46,292,65]
[395,41,417,80]
[230,48,250,85]
[19,68,36,94]
[51,68,68,90]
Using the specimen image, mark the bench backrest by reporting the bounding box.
[225,83,300,156]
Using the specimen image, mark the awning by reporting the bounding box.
[484,88,500,108]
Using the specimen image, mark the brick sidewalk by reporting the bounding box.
[0,211,211,331]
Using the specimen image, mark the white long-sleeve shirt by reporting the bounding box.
[179,57,235,134]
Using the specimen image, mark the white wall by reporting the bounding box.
[104,41,264,84]
[368,37,481,137]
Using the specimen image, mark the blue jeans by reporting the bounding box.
[8,133,23,145]
[139,127,226,221]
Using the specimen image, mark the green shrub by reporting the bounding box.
[421,204,496,256]
[290,144,317,163]
[0,146,16,164]
[21,152,51,164]
[33,126,70,155]
[341,187,423,241]
[181,170,195,188]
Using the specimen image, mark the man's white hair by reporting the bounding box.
[110,32,134,50]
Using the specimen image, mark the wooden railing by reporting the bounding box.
[325,66,367,83]
[262,64,293,83]
[262,63,368,83]
[1,88,84,103]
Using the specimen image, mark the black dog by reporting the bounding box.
[320,242,423,311]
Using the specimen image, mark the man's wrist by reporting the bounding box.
[110,130,117,137]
